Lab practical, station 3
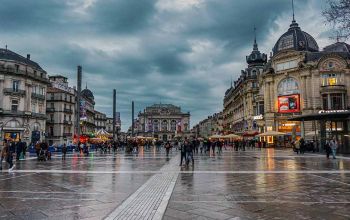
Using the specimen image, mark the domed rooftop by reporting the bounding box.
[246,30,267,66]
[81,88,94,101]
[272,19,319,55]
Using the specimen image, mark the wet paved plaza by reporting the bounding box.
[0,148,350,220]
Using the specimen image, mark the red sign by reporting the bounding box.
[278,94,300,113]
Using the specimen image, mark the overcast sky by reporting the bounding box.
[0,0,335,131]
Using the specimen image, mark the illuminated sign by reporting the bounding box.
[318,110,349,114]
[253,114,263,120]
[278,94,300,113]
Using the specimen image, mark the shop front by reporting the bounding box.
[289,110,350,154]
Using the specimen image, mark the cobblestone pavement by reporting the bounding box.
[0,148,350,220]
[0,148,177,220]
[164,149,350,220]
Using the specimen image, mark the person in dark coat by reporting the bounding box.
[62,143,67,160]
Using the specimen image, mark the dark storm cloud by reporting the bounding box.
[89,0,157,33]
[0,0,69,31]
[0,0,329,129]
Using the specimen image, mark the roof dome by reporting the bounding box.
[81,88,94,100]
[273,20,319,55]
[246,34,267,66]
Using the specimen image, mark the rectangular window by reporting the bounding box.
[50,103,54,108]
[50,127,54,136]
[32,103,36,113]
[12,80,19,92]
[330,93,344,110]
[38,104,43,113]
[276,60,298,71]
[33,85,37,94]
[321,73,341,86]
[15,64,19,73]
[322,94,328,110]
[11,100,18,112]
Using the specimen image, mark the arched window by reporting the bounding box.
[170,120,176,131]
[161,120,168,131]
[277,77,299,96]
[153,120,159,132]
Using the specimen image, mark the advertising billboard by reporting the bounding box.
[80,100,87,121]
[278,94,300,113]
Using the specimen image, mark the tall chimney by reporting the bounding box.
[27,54,30,60]
[132,101,134,137]
[77,66,82,142]
[113,89,116,141]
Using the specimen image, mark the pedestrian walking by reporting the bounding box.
[7,140,16,172]
[325,140,331,159]
[330,137,338,159]
[185,139,194,166]
[62,143,67,160]
[179,138,187,166]
[165,141,171,157]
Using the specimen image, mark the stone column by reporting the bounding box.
[303,76,308,110]
[306,76,312,109]
[265,82,270,113]
[269,82,274,112]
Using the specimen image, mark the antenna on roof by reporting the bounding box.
[5,45,7,50]
[292,0,295,22]
[85,82,87,89]
[230,76,233,88]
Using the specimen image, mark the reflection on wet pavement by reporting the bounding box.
[0,148,350,219]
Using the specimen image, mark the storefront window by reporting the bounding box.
[322,93,345,110]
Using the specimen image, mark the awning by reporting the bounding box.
[288,110,350,121]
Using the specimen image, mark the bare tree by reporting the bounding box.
[323,0,350,39]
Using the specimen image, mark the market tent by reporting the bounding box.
[96,129,112,137]
[305,131,319,136]
[256,131,286,137]
[209,134,222,139]
[222,134,241,139]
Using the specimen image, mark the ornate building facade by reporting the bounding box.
[223,35,267,135]
[94,110,107,131]
[80,87,96,135]
[46,75,75,145]
[135,104,190,141]
[223,15,350,153]
[261,18,350,152]
[0,49,49,145]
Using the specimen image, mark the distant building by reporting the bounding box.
[135,104,190,141]
[192,112,223,138]
[0,48,50,145]
[46,75,75,145]
[94,110,107,131]
[80,86,96,135]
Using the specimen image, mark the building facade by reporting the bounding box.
[223,36,267,135]
[0,49,49,145]
[261,18,350,152]
[94,110,107,131]
[135,104,190,141]
[222,16,350,153]
[192,112,223,138]
[46,75,75,145]
[80,87,96,135]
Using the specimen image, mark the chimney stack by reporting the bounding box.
[27,54,30,60]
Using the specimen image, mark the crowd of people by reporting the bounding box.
[0,135,342,172]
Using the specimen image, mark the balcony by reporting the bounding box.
[63,108,73,114]
[63,133,73,137]
[46,107,55,112]
[63,120,72,125]
[320,84,346,93]
[47,119,54,123]
[32,113,47,119]
[31,93,46,100]
[3,88,26,97]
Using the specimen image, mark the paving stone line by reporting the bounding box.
[104,156,180,220]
